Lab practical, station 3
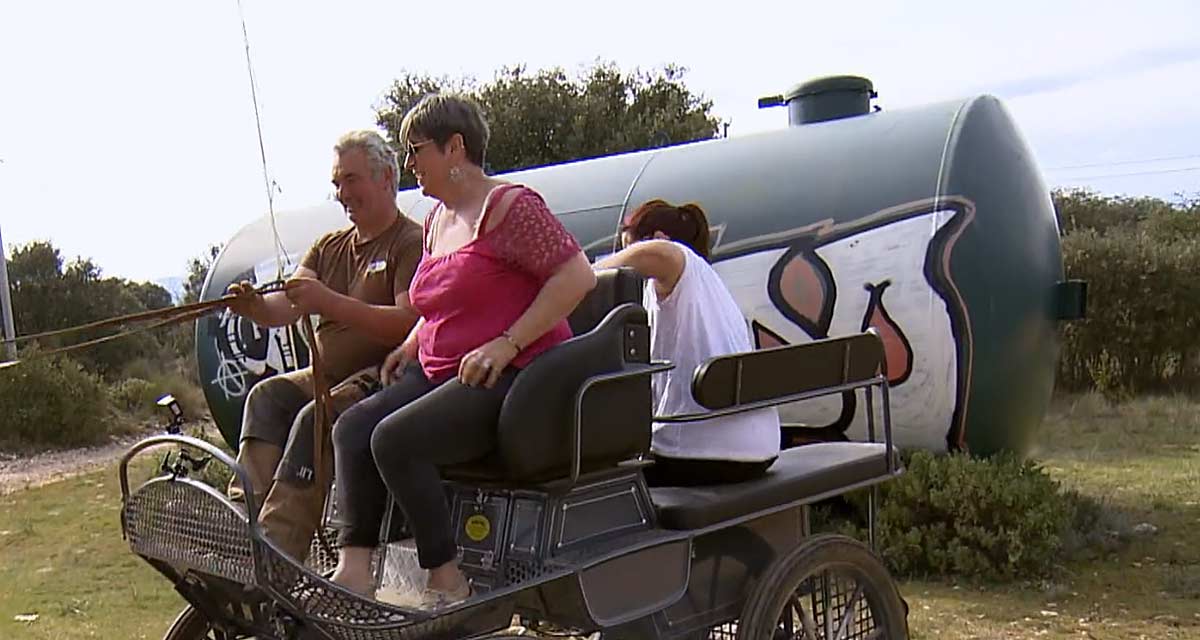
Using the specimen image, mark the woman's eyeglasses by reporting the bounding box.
[404,139,435,164]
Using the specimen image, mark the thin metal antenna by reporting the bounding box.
[0,159,15,360]
[235,0,289,279]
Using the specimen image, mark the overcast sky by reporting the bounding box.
[2,0,1198,283]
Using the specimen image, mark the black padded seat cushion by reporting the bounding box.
[441,268,650,485]
[649,442,893,530]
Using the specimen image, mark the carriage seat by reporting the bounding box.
[648,331,901,530]
[441,267,654,485]
[650,443,893,529]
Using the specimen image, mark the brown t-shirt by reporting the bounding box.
[300,214,423,384]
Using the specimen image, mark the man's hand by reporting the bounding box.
[381,341,417,386]
[225,280,261,317]
[284,277,335,315]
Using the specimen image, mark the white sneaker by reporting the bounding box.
[375,586,424,609]
[418,579,472,610]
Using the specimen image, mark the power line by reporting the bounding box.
[1051,165,1200,182]
[1044,153,1200,172]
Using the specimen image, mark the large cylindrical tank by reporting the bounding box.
[198,89,1065,456]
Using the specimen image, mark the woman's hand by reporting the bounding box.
[381,341,417,386]
[458,337,520,389]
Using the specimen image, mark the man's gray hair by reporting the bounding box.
[334,130,399,192]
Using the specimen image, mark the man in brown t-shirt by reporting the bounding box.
[226,130,422,560]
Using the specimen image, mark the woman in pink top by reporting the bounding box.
[329,94,596,606]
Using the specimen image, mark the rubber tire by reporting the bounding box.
[162,605,214,640]
[737,534,908,640]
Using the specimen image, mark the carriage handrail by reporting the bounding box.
[570,361,675,486]
[647,329,896,472]
[653,373,896,472]
[118,434,262,525]
[653,375,887,424]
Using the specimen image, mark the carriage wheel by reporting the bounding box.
[164,604,256,640]
[162,605,215,640]
[737,534,907,640]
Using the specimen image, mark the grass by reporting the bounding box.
[903,393,1200,639]
[0,460,184,638]
[1,393,1198,638]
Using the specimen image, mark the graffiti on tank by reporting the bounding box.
[711,197,975,452]
[208,255,309,400]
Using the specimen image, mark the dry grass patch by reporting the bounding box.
[1,393,1198,639]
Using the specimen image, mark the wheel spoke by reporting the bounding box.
[796,599,819,640]
[753,537,903,640]
[832,583,864,640]
[782,600,796,636]
[822,571,834,639]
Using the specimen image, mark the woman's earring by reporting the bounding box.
[448,165,463,183]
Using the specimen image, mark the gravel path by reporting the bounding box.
[0,420,216,495]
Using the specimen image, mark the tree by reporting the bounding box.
[183,244,223,305]
[375,61,722,186]
[7,241,69,336]
[7,240,175,377]
[127,280,174,311]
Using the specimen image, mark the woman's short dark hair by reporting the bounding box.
[623,199,712,260]
[399,93,490,167]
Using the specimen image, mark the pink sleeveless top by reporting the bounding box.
[409,184,582,383]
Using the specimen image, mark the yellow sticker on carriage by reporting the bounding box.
[465,514,491,541]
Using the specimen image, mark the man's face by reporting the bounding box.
[332,148,389,224]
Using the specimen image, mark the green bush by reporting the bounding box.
[108,377,163,419]
[1052,188,1200,397]
[1058,228,1200,398]
[816,451,1123,582]
[0,352,116,450]
[195,451,236,490]
[1053,188,1180,236]
[875,451,1068,580]
[117,356,208,420]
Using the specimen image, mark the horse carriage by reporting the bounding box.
[119,268,910,639]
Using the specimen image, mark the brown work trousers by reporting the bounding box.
[228,365,380,561]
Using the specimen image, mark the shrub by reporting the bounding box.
[1053,188,1200,397]
[0,352,115,450]
[118,356,208,421]
[815,451,1126,582]
[108,377,163,419]
[874,451,1068,580]
[195,452,236,490]
[1053,188,1179,236]
[1058,228,1200,398]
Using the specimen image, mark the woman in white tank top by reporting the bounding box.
[595,200,780,486]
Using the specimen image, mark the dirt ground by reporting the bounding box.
[0,420,215,495]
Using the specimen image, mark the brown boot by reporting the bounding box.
[227,439,283,508]
[259,480,329,562]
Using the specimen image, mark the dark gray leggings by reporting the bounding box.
[332,363,516,568]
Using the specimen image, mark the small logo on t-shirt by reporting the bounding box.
[366,259,387,275]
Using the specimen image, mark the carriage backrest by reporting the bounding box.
[492,268,652,481]
[568,267,643,335]
[690,332,886,410]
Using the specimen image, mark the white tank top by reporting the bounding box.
[645,243,781,462]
